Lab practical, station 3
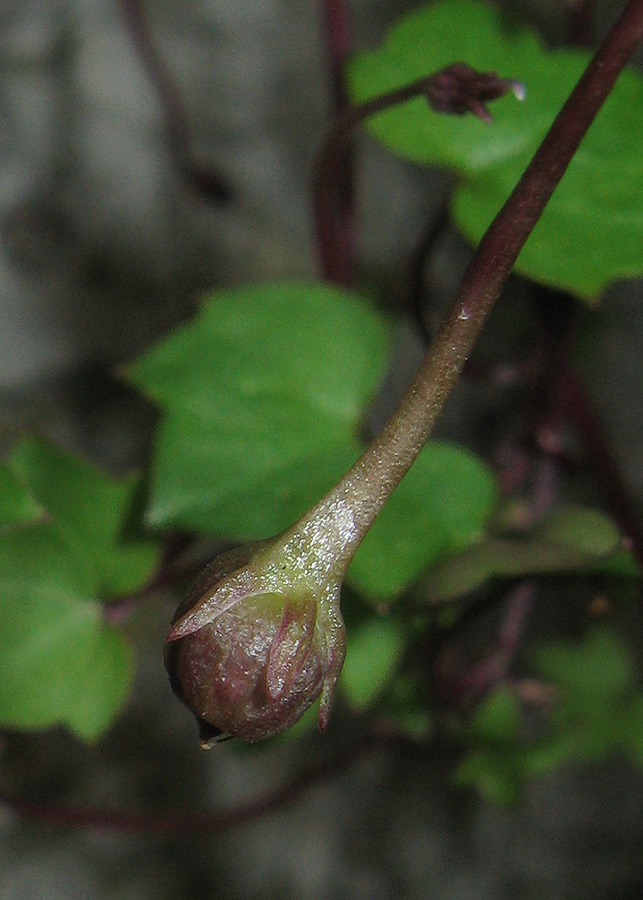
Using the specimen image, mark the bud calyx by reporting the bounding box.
[165,537,346,745]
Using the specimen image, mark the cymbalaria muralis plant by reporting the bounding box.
[163,0,643,744]
[2,0,643,823]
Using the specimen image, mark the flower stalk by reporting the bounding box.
[167,0,643,745]
[310,0,643,561]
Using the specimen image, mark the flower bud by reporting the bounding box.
[427,63,525,123]
[165,539,346,745]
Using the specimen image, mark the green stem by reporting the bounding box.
[304,0,643,573]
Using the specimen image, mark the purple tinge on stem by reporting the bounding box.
[426,63,526,122]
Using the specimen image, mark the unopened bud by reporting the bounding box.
[165,539,346,745]
[427,63,525,123]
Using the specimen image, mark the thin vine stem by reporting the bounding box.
[0,733,373,835]
[314,65,524,284]
[569,0,595,46]
[319,0,355,285]
[556,359,643,569]
[119,0,230,203]
[449,581,537,702]
[314,75,455,284]
[307,0,643,570]
[320,0,352,113]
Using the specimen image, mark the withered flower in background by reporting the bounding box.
[426,63,525,122]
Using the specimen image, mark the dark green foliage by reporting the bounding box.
[454,627,643,804]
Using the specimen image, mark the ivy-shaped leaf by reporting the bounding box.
[348,0,643,299]
[8,436,161,598]
[127,281,498,601]
[0,525,132,740]
[127,282,391,538]
[0,438,156,739]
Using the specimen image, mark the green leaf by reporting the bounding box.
[424,539,581,601]
[454,689,571,803]
[534,505,621,556]
[348,0,643,299]
[520,734,577,777]
[126,281,392,538]
[347,441,497,600]
[424,506,635,601]
[0,463,44,527]
[0,525,132,740]
[533,626,635,709]
[589,549,642,580]
[468,686,521,744]
[340,617,406,710]
[454,629,643,801]
[453,747,523,806]
[531,628,641,764]
[8,436,161,597]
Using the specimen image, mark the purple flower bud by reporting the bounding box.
[165,540,346,745]
[427,63,526,123]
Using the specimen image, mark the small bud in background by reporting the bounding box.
[165,539,346,745]
[427,63,525,122]
[165,53,526,739]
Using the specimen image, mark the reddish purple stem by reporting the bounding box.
[320,0,352,112]
[0,734,371,835]
[557,361,643,569]
[313,67,521,285]
[319,0,355,286]
[452,582,536,702]
[119,0,229,203]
